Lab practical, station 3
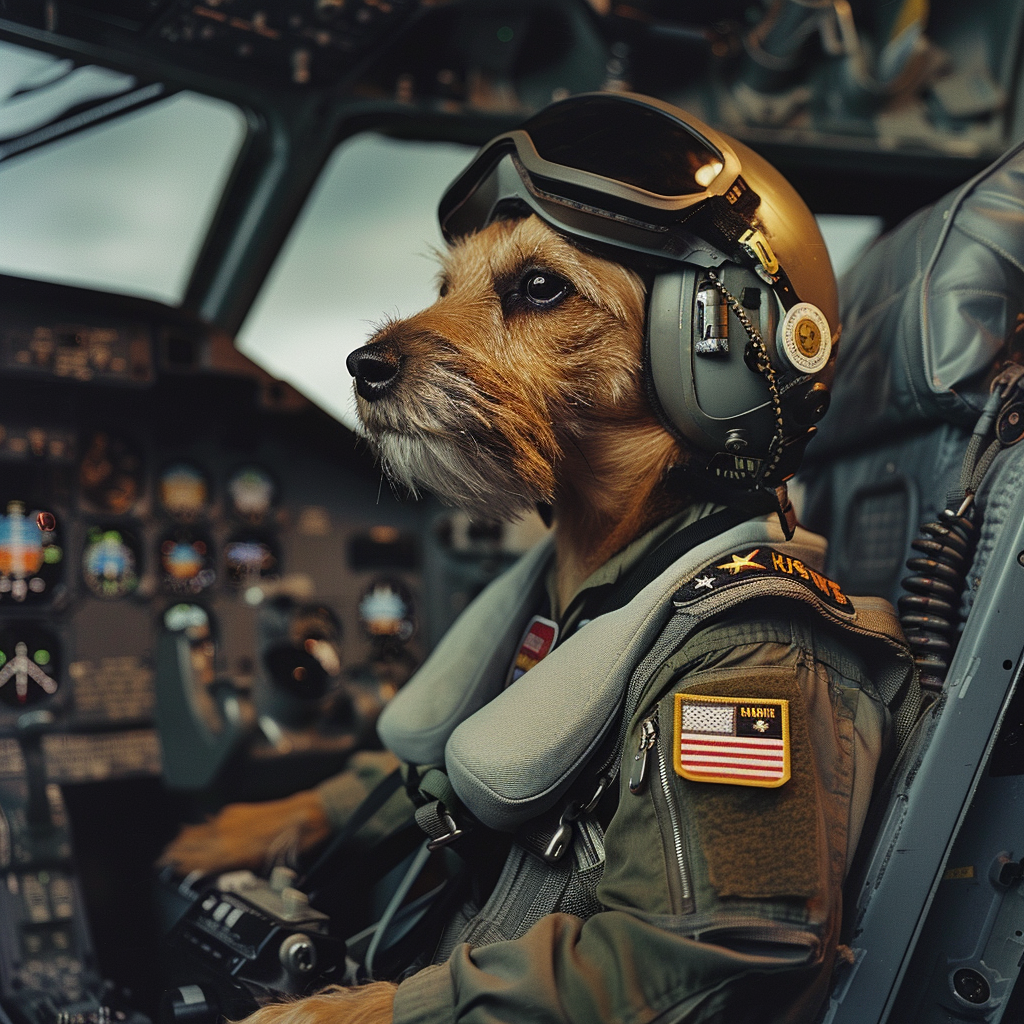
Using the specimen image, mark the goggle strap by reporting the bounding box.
[723,176,761,218]
[691,196,760,265]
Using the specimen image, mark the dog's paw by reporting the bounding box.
[157,790,332,875]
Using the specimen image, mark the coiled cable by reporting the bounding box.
[898,508,977,693]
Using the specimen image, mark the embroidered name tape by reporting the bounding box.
[507,614,559,685]
[674,694,790,788]
[673,547,853,613]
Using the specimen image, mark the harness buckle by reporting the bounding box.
[425,806,465,851]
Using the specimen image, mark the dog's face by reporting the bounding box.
[348,215,662,520]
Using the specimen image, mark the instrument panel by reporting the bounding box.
[0,276,439,793]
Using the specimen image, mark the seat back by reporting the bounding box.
[800,139,1024,1024]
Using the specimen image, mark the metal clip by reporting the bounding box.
[425,806,464,851]
[543,819,575,863]
[739,227,780,276]
[543,800,582,863]
[582,776,609,815]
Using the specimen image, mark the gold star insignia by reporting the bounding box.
[716,549,765,575]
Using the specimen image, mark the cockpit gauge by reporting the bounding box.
[224,533,279,587]
[82,526,141,599]
[158,463,209,520]
[79,431,143,514]
[0,626,60,708]
[0,502,63,604]
[358,578,416,643]
[159,530,215,594]
[227,466,276,522]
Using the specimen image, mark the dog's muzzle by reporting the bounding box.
[347,343,402,402]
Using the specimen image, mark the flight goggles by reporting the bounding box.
[438,92,802,310]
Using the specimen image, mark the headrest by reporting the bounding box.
[807,140,1024,462]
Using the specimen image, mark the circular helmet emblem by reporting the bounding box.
[780,302,832,374]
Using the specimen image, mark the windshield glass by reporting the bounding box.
[237,133,476,431]
[0,40,246,305]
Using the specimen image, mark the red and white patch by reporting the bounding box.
[507,615,558,685]
[673,694,790,788]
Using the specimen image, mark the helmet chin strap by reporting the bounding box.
[704,270,786,487]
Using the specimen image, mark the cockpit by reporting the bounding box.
[1,3,1023,1023]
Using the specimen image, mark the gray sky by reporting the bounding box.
[236,135,477,430]
[0,40,244,304]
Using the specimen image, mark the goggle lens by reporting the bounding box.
[521,96,725,198]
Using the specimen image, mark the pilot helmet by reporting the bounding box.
[438,92,839,494]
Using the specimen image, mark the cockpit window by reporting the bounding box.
[236,133,475,431]
[0,40,246,305]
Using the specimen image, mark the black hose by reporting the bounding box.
[897,509,977,693]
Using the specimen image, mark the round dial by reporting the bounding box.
[358,578,415,643]
[82,526,140,599]
[227,466,276,522]
[159,530,215,594]
[79,431,143,514]
[0,501,63,605]
[264,643,330,701]
[0,626,60,708]
[158,463,209,519]
[224,533,279,587]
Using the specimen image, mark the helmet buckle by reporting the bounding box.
[738,227,779,276]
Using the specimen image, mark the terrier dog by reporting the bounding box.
[237,215,687,1023]
[350,214,684,613]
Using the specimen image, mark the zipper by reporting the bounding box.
[631,707,693,910]
[654,709,693,908]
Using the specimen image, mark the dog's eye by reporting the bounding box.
[522,272,571,309]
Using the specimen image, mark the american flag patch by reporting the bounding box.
[673,695,790,788]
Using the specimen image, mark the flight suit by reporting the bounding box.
[316,507,916,1024]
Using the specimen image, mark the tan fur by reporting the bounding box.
[158,789,334,876]
[358,215,685,610]
[237,984,397,1024]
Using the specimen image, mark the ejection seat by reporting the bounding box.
[798,138,1024,1023]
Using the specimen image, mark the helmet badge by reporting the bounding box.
[780,302,832,374]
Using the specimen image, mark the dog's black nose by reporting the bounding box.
[347,344,401,401]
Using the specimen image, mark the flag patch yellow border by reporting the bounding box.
[674,694,791,788]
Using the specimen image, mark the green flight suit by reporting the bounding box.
[316,508,911,1024]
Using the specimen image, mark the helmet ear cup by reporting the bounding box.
[646,265,781,461]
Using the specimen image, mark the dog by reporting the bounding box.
[229,214,687,1023]
[349,213,684,614]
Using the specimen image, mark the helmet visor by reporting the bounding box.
[439,93,743,255]
[522,95,726,198]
